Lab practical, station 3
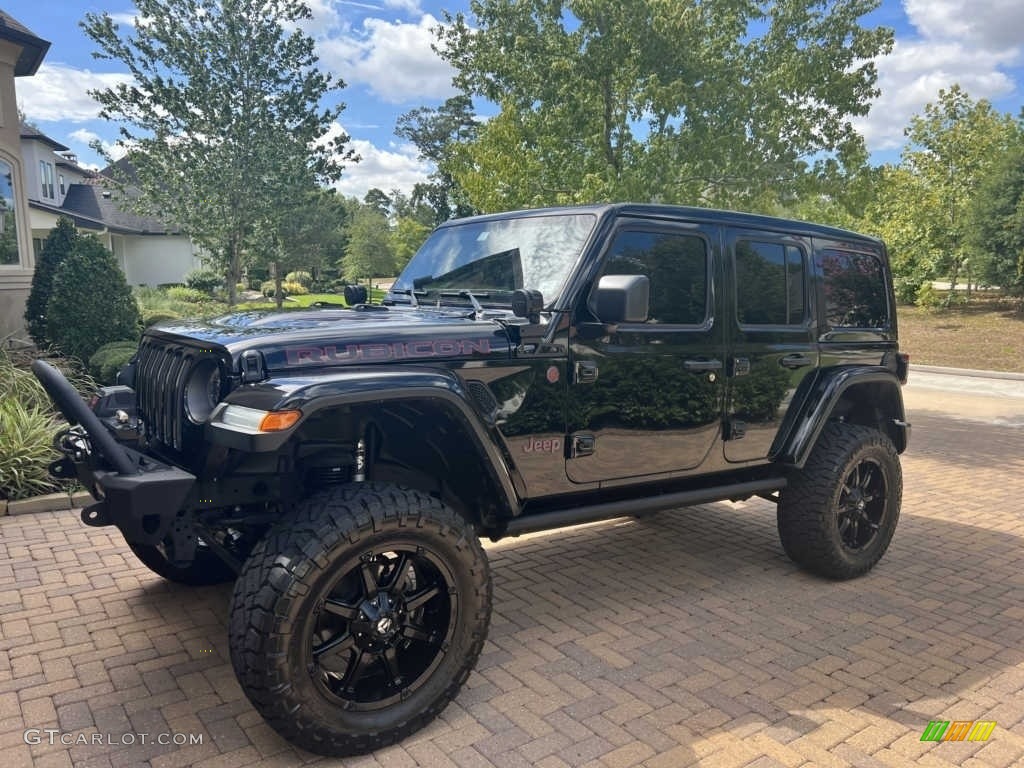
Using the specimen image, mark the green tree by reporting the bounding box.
[254,184,348,308]
[436,0,892,212]
[880,86,1020,302]
[967,142,1024,299]
[390,216,431,274]
[396,95,479,224]
[47,237,141,362]
[341,204,395,284]
[82,0,355,305]
[24,218,79,347]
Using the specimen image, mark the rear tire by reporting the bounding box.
[228,483,491,756]
[778,422,901,579]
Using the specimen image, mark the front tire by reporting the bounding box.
[228,483,492,756]
[778,422,901,579]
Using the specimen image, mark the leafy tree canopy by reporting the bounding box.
[868,86,1021,298]
[82,0,356,304]
[435,0,893,212]
[967,136,1024,297]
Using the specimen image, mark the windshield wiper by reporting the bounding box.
[389,287,425,307]
[439,290,487,318]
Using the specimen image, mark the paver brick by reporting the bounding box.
[0,410,1022,765]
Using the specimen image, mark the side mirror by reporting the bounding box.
[594,274,649,323]
[343,284,368,305]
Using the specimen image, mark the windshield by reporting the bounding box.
[392,212,597,304]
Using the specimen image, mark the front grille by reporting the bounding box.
[135,338,201,451]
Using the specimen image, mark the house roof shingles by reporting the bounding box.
[59,184,181,235]
[23,122,182,236]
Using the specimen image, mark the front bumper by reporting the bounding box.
[32,360,197,547]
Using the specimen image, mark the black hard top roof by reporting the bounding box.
[438,203,883,247]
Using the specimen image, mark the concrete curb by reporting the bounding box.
[3,490,93,516]
[912,364,1024,382]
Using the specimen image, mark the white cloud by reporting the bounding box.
[18,63,133,123]
[319,14,456,103]
[383,0,422,14]
[853,4,1022,153]
[904,0,1024,50]
[67,128,129,162]
[329,127,430,199]
[854,41,1018,150]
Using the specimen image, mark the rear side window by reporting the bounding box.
[816,249,889,328]
[597,230,708,324]
[735,241,805,325]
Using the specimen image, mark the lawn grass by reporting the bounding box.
[897,294,1024,373]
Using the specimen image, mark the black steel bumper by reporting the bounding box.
[32,360,196,546]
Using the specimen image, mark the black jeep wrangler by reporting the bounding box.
[34,204,909,756]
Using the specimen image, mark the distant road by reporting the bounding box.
[904,367,1024,427]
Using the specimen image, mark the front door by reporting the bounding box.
[724,229,818,463]
[567,221,725,484]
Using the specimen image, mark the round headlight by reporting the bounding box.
[184,357,222,423]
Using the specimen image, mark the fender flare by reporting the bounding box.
[207,366,523,518]
[778,366,909,468]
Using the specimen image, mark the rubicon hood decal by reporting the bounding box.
[144,306,514,371]
[285,339,492,365]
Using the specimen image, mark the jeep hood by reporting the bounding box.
[145,306,514,371]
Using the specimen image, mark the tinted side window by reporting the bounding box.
[735,241,805,325]
[816,249,889,328]
[598,230,707,324]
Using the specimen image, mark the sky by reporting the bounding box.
[8,0,1024,201]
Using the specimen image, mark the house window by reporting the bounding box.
[0,159,20,265]
[59,173,66,196]
[40,160,55,199]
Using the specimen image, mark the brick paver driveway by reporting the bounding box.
[3,384,1024,768]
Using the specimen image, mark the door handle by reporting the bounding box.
[683,358,723,372]
[575,360,599,384]
[780,354,813,369]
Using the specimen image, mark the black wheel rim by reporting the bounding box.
[305,545,457,711]
[837,458,886,550]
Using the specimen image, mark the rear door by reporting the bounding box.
[724,229,818,463]
[566,219,726,484]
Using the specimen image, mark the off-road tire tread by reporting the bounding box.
[228,482,491,756]
[778,422,901,580]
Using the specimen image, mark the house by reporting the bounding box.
[23,124,204,289]
[0,9,47,341]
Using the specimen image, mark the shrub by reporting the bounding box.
[166,285,208,303]
[184,268,223,295]
[894,279,922,305]
[281,281,309,295]
[46,236,142,362]
[285,270,313,288]
[141,309,182,328]
[915,282,941,310]
[24,218,79,347]
[235,282,247,293]
[0,349,50,412]
[0,399,61,500]
[260,280,278,298]
[89,340,139,385]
